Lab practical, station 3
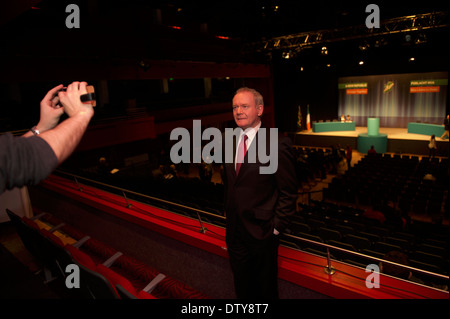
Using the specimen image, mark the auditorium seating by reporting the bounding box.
[6,209,209,299]
[324,155,448,221]
[283,200,449,288]
[293,146,340,184]
[49,152,448,291]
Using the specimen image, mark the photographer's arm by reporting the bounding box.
[39,110,93,164]
[39,81,94,164]
[0,82,93,193]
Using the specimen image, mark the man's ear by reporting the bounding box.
[257,105,264,117]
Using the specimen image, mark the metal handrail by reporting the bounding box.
[53,169,225,222]
[51,169,449,286]
[282,233,449,281]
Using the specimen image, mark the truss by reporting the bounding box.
[243,11,449,56]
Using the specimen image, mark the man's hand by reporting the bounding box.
[38,81,94,165]
[35,84,65,133]
[58,81,94,119]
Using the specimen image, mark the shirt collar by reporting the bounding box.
[239,121,261,146]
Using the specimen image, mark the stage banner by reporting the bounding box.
[338,72,448,128]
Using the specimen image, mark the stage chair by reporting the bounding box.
[305,218,326,232]
[65,245,119,299]
[372,242,402,255]
[96,264,158,299]
[327,240,356,260]
[280,239,301,250]
[345,234,371,251]
[288,221,311,235]
[385,236,411,252]
[415,244,447,258]
[20,215,60,283]
[39,229,69,276]
[5,209,39,258]
[411,251,447,273]
[318,227,342,243]
[330,224,355,236]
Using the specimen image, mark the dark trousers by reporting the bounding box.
[226,220,280,299]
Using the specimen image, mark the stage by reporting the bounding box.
[289,127,448,156]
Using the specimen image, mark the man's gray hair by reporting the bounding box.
[234,87,264,107]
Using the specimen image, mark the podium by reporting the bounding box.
[357,118,388,153]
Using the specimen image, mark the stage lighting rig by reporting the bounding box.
[243,11,448,59]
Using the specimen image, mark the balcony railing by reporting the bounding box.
[50,169,449,292]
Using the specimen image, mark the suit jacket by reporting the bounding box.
[223,126,298,241]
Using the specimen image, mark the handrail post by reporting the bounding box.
[74,177,83,192]
[122,191,132,208]
[324,247,336,275]
[196,211,207,234]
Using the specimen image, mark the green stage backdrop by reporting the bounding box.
[338,71,448,128]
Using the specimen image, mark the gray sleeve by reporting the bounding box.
[0,133,58,193]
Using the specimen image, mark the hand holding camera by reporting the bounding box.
[55,84,96,108]
[57,81,96,119]
[35,82,95,134]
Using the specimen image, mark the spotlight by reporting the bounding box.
[282,50,292,59]
[409,57,415,62]
[359,60,364,65]
[139,60,150,71]
[415,33,427,45]
[374,38,387,48]
[359,42,370,51]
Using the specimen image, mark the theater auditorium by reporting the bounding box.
[0,0,449,308]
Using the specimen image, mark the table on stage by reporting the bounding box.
[312,121,356,133]
[407,122,445,136]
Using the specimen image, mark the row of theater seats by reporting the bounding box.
[324,154,449,218]
[281,201,449,287]
[6,209,209,299]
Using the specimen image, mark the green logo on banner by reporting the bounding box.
[384,81,394,93]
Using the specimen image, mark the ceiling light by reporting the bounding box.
[282,51,291,59]
[415,33,427,45]
[359,42,369,51]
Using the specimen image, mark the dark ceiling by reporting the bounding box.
[1,0,448,62]
[0,1,448,132]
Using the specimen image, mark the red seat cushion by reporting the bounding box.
[65,245,96,269]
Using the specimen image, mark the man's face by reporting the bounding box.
[232,91,263,130]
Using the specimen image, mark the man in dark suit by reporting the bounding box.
[223,87,298,299]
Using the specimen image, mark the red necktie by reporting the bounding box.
[235,134,248,175]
